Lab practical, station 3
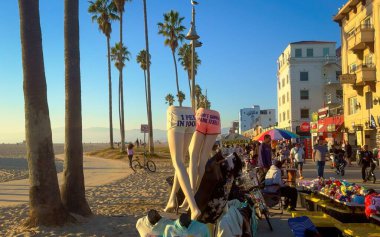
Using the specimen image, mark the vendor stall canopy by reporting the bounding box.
[253,128,299,141]
[218,133,251,145]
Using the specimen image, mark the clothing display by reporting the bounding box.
[163,219,210,237]
[136,216,174,237]
[195,108,221,135]
[216,200,243,237]
[166,106,196,133]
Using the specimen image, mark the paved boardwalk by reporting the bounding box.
[0,155,132,207]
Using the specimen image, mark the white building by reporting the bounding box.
[239,106,275,134]
[277,41,342,132]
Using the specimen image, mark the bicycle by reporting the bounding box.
[131,151,156,172]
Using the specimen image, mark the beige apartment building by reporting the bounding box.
[334,0,380,149]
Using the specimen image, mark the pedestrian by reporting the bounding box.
[136,138,140,148]
[290,143,305,179]
[312,138,329,179]
[359,145,375,182]
[127,143,134,169]
[344,141,352,166]
[258,134,272,183]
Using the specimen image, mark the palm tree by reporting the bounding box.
[61,0,92,217]
[142,0,154,153]
[158,10,186,106]
[136,49,150,125]
[177,90,185,106]
[18,0,70,226]
[194,84,202,109]
[88,0,118,149]
[165,93,175,106]
[111,42,131,152]
[178,43,201,97]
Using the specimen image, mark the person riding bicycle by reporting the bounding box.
[359,145,376,182]
[334,147,347,173]
[264,160,298,211]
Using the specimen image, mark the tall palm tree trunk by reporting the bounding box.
[143,70,149,120]
[143,0,154,153]
[172,50,181,106]
[107,36,113,149]
[119,11,125,152]
[18,0,70,227]
[61,0,92,217]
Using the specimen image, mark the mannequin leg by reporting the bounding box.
[179,131,205,209]
[195,134,218,190]
[188,131,206,191]
[165,130,200,220]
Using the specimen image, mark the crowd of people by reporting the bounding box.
[217,135,379,212]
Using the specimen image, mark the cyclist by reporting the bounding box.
[359,145,376,182]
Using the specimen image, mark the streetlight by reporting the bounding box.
[186,0,202,111]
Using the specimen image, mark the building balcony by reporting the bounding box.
[325,94,342,105]
[323,56,339,65]
[339,73,356,84]
[347,24,375,52]
[325,77,340,85]
[355,63,376,85]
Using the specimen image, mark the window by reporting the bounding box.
[336,89,343,99]
[300,72,308,81]
[300,90,309,100]
[287,110,289,120]
[295,48,302,57]
[282,95,285,104]
[364,54,374,66]
[349,63,357,73]
[287,92,289,102]
[300,109,309,119]
[278,80,281,89]
[282,78,285,88]
[306,48,313,57]
[362,17,372,28]
[287,75,289,84]
[283,112,286,121]
[348,97,358,115]
[323,48,330,57]
[336,71,342,80]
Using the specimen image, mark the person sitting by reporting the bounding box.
[265,160,298,211]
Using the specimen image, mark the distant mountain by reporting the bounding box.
[51,127,167,143]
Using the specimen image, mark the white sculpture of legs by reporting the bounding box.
[164,106,201,220]
[181,108,221,209]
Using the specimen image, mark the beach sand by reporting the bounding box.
[1,159,174,236]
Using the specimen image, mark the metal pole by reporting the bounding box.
[191,6,196,111]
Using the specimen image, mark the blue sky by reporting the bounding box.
[0,0,346,142]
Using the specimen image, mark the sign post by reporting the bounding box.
[140,124,149,150]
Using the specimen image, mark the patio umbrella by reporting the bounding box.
[253,128,299,141]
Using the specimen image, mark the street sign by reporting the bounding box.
[141,124,149,133]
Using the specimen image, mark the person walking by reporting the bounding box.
[290,143,305,179]
[359,145,375,182]
[312,138,329,179]
[127,143,135,169]
[344,141,352,167]
[258,134,272,183]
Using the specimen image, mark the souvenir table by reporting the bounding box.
[297,178,369,223]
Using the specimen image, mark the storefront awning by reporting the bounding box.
[318,115,344,133]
